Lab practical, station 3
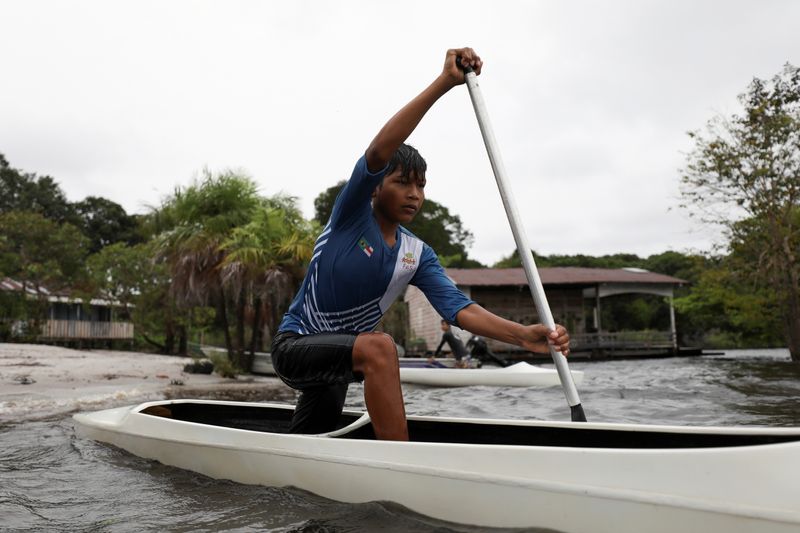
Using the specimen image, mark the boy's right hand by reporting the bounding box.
[442,47,482,87]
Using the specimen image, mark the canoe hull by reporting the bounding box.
[399,361,584,387]
[73,400,800,532]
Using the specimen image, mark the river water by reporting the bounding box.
[2,349,799,532]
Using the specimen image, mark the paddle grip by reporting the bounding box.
[456,56,474,74]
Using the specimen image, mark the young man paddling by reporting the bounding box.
[272,47,570,440]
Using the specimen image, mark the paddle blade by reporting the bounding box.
[571,404,587,422]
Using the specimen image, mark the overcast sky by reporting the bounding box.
[2,1,799,265]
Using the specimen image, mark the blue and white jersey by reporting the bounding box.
[279,155,474,335]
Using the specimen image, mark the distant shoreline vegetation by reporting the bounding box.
[2,63,798,361]
[0,152,788,360]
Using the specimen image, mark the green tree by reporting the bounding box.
[153,171,314,369]
[74,196,141,253]
[674,257,783,348]
[0,211,87,290]
[153,170,261,361]
[87,242,212,354]
[0,154,77,224]
[493,250,646,269]
[681,63,800,360]
[0,211,88,336]
[313,180,481,267]
[219,195,315,369]
[405,200,479,267]
[313,180,347,226]
[492,249,522,268]
[0,155,144,252]
[642,251,701,284]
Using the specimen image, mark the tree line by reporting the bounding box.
[1,63,797,362]
[0,158,317,371]
[0,156,481,370]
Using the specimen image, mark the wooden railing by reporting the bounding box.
[485,330,676,355]
[571,331,675,350]
[40,320,134,340]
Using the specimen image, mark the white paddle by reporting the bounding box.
[460,61,587,422]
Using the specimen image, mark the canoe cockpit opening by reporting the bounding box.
[140,403,300,434]
[139,403,800,449]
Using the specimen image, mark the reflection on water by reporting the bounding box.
[1,348,798,531]
[394,348,800,428]
[713,352,800,426]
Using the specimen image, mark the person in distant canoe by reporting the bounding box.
[434,320,469,367]
[271,47,570,441]
[466,333,509,367]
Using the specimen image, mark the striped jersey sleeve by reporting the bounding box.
[410,244,475,325]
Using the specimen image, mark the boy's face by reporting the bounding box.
[373,168,426,225]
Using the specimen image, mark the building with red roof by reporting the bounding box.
[405,267,686,359]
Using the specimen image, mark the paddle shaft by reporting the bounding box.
[461,67,587,422]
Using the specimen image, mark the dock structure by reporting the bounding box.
[405,267,687,360]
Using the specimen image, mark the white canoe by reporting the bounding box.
[73,399,800,532]
[399,361,584,387]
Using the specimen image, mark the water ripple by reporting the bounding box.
[1,349,797,531]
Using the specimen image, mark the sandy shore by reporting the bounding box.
[0,343,296,423]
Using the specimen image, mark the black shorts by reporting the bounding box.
[271,331,364,390]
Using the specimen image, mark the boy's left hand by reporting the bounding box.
[519,324,570,356]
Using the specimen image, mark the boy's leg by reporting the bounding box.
[271,331,358,434]
[272,330,408,441]
[352,332,408,441]
[289,383,349,434]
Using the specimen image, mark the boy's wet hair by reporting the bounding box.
[386,143,427,179]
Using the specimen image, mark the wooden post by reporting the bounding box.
[595,285,602,333]
[669,294,678,353]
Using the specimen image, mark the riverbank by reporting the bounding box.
[0,343,295,423]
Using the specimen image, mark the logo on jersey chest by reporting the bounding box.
[358,236,374,258]
[401,251,416,270]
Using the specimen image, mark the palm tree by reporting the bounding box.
[219,196,315,370]
[153,169,261,359]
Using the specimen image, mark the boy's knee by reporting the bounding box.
[358,332,395,351]
[353,333,398,370]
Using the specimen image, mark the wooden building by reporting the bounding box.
[405,267,686,359]
[1,278,133,344]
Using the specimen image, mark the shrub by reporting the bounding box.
[183,358,214,374]
[208,352,240,378]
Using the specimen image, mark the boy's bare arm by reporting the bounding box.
[365,47,483,173]
[455,304,571,356]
